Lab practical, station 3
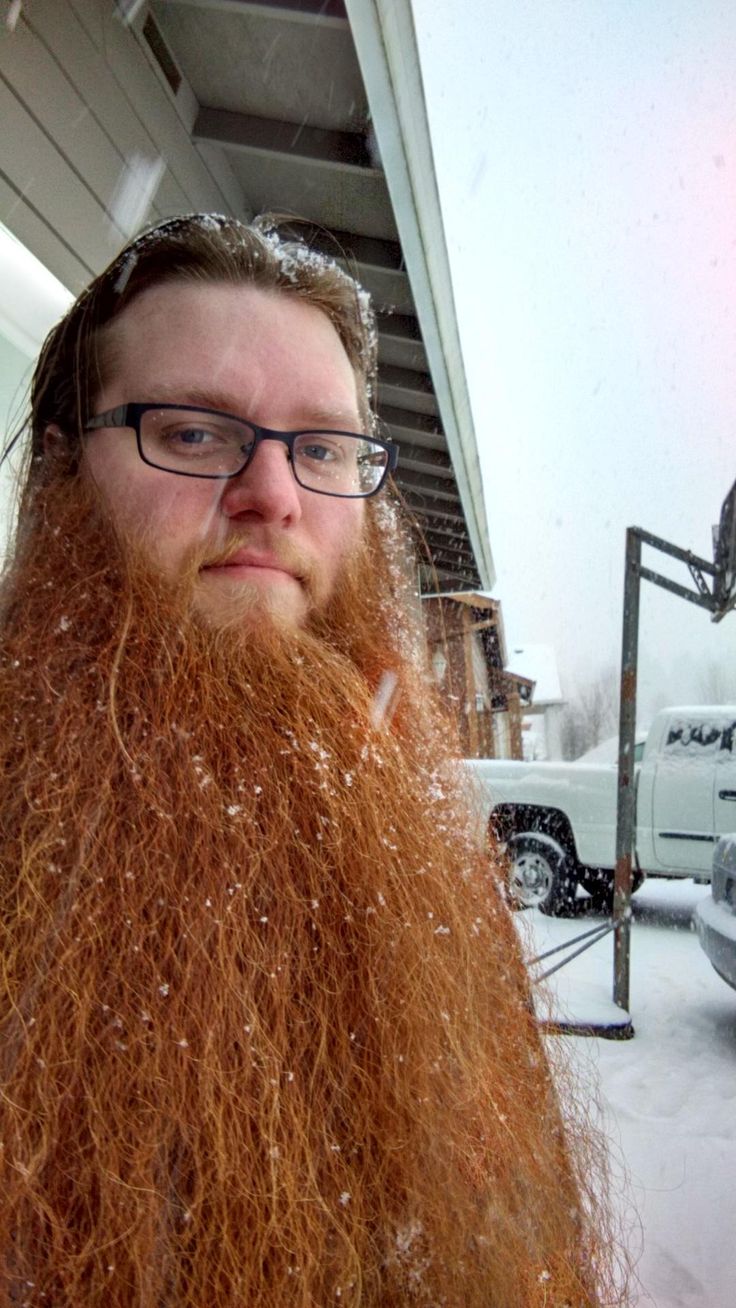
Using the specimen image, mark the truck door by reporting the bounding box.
[713,718,736,840]
[651,715,722,874]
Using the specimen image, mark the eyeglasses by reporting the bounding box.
[84,403,399,498]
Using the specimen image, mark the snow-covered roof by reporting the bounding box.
[508,644,563,706]
[577,730,648,764]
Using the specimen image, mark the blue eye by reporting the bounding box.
[156,424,234,455]
[300,442,337,463]
[175,428,213,445]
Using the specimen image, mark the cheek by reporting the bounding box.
[82,446,224,569]
[130,485,228,572]
[310,500,365,578]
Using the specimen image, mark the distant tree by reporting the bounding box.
[559,705,588,761]
[646,687,670,717]
[698,661,736,704]
[559,668,619,760]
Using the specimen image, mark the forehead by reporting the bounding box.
[97,281,361,424]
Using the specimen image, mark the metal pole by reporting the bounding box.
[613,528,641,1011]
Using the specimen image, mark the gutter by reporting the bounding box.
[345,0,495,590]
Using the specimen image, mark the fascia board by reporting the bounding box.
[345,0,495,589]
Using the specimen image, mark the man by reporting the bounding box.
[0,215,621,1306]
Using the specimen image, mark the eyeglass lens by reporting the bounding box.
[140,408,388,495]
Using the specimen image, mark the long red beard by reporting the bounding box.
[0,477,617,1306]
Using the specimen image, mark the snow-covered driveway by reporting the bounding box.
[520,880,736,1308]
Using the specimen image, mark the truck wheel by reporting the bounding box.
[507,833,578,917]
[579,868,644,913]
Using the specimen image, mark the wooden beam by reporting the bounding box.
[304,228,403,270]
[424,567,480,589]
[395,466,460,501]
[405,500,467,525]
[376,311,420,340]
[422,528,475,553]
[164,0,348,22]
[380,364,435,397]
[420,520,475,544]
[397,445,452,476]
[378,404,444,440]
[463,605,479,757]
[429,550,478,575]
[194,107,372,170]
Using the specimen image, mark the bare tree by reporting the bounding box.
[559,668,619,760]
[698,660,736,704]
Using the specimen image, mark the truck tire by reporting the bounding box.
[507,833,578,917]
[579,867,644,913]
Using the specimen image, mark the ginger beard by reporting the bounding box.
[0,474,616,1307]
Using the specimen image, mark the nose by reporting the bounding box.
[218,435,303,527]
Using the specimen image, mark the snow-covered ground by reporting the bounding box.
[518,879,736,1308]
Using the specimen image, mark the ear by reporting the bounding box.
[42,424,66,458]
[41,424,77,477]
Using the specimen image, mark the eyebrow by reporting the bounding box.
[142,386,363,431]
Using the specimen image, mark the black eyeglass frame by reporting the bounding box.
[84,402,399,499]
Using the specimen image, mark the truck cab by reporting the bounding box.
[637,708,736,877]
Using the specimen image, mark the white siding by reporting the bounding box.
[0,0,245,292]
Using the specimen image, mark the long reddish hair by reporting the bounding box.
[0,217,630,1306]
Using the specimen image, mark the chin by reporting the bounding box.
[192,579,309,634]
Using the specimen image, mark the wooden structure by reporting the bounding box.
[422,592,534,759]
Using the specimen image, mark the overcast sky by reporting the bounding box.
[414,0,736,716]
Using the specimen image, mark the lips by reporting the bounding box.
[201,549,298,580]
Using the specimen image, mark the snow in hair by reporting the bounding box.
[112,213,377,353]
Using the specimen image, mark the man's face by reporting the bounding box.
[81,281,366,629]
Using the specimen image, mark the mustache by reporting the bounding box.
[182,532,318,597]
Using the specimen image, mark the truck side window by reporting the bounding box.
[720,722,736,753]
[665,721,724,753]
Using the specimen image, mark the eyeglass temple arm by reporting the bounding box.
[84,405,131,431]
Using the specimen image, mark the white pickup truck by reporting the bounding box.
[468,706,736,915]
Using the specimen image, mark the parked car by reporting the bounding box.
[468,706,736,916]
[695,836,736,990]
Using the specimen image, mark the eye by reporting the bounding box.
[304,444,333,462]
[166,425,221,447]
[297,438,345,464]
[141,408,257,473]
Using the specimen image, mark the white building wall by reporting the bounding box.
[544,703,564,761]
[0,0,245,294]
